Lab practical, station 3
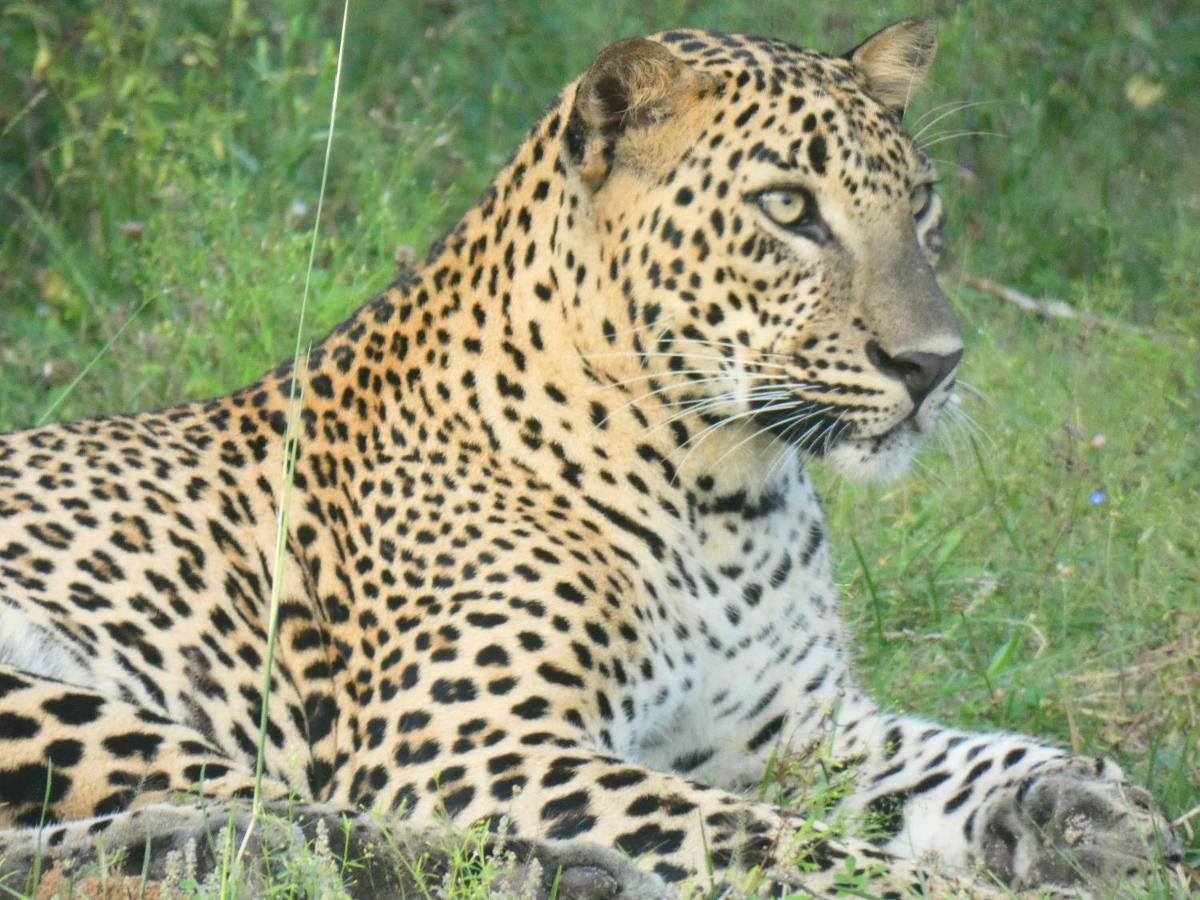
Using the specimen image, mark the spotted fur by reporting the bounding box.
[0,19,1180,898]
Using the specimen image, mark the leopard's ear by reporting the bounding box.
[845,17,937,115]
[566,38,702,190]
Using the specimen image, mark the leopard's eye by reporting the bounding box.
[758,189,814,229]
[911,183,934,219]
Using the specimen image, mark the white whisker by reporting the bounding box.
[954,379,993,406]
[919,130,1004,149]
[593,376,738,427]
[912,99,1003,142]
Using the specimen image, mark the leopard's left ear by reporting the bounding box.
[845,17,937,115]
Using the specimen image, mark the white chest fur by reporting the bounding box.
[610,463,853,790]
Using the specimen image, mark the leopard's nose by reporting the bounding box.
[866,340,963,408]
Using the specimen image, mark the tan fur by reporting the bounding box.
[848,17,938,113]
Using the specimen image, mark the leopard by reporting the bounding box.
[0,17,1183,898]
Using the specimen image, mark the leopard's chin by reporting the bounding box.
[821,420,920,482]
[817,389,954,481]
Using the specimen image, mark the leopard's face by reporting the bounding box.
[568,29,961,480]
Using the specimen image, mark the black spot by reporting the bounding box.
[0,713,40,739]
[554,581,587,605]
[615,823,685,856]
[305,693,337,744]
[943,787,972,814]
[475,644,510,666]
[589,402,608,429]
[44,739,85,768]
[0,763,70,804]
[582,496,665,560]
[393,782,419,813]
[597,768,647,790]
[867,791,909,841]
[800,523,823,565]
[537,662,584,689]
[395,739,440,766]
[517,631,544,651]
[883,725,903,760]
[488,753,523,775]
[1003,747,1028,768]
[747,714,785,752]
[807,134,827,174]
[401,663,420,689]
[487,677,517,695]
[671,748,715,773]
[93,790,134,816]
[365,717,387,750]
[310,374,334,398]
[399,710,432,732]
[492,775,527,800]
[652,861,690,883]
[540,789,589,821]
[962,758,994,785]
[626,794,660,816]
[430,678,477,703]
[441,785,475,817]
[512,696,550,719]
[183,762,230,783]
[911,770,952,794]
[101,732,163,761]
[546,813,597,840]
[0,671,30,698]
[42,693,105,726]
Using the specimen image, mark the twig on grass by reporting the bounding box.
[1174,802,1200,831]
[959,274,1139,334]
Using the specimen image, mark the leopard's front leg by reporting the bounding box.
[364,735,1003,898]
[829,693,1183,891]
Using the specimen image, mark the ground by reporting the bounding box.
[0,0,1197,895]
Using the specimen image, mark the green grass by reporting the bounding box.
[2,0,1198,894]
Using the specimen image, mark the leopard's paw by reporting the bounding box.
[978,757,1181,891]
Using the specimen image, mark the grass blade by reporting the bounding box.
[236,0,352,867]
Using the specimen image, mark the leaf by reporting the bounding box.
[986,631,1022,680]
[32,35,51,82]
[227,138,259,173]
[1124,73,1166,110]
[932,528,965,571]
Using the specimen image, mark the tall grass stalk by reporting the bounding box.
[235,0,352,868]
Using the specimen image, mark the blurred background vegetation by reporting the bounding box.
[1,0,1197,857]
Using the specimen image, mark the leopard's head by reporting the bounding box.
[564,19,960,481]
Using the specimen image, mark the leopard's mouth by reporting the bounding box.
[748,392,939,483]
[747,385,949,468]
[748,398,852,456]
[822,400,958,481]
[842,417,917,451]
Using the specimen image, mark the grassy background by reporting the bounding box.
[2,0,1198,878]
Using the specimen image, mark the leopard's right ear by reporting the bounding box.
[565,39,703,191]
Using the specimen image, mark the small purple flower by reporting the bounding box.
[1088,490,1107,506]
